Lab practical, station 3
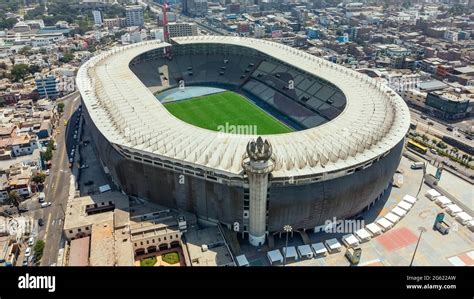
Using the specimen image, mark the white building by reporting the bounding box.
[254,24,265,38]
[444,30,458,43]
[151,28,164,41]
[92,10,103,26]
[11,135,38,157]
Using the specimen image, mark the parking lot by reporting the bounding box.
[76,122,116,197]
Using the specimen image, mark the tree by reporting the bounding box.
[18,46,32,56]
[10,64,29,82]
[0,17,17,30]
[33,240,45,263]
[59,53,74,63]
[42,148,53,162]
[5,191,22,214]
[32,173,46,185]
[28,64,41,75]
[57,102,65,112]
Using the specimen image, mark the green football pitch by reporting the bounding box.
[163,91,293,135]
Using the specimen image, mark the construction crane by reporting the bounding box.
[162,0,172,59]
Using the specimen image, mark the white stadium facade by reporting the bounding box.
[77,36,410,246]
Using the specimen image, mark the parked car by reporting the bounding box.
[22,257,29,266]
[40,202,52,208]
[430,148,437,155]
[24,247,31,257]
[38,218,44,226]
[84,180,94,186]
[79,164,89,169]
[420,114,427,120]
[427,121,434,126]
[466,135,473,140]
[19,207,29,213]
[27,236,34,246]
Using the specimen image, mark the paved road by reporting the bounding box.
[26,92,81,266]
[410,109,473,147]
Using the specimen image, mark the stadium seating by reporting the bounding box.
[130,47,347,130]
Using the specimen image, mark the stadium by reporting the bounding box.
[76,36,411,246]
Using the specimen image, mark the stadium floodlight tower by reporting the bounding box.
[242,137,275,247]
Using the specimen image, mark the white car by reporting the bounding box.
[27,237,34,246]
[25,247,31,257]
[41,202,51,208]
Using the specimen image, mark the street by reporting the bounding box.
[24,92,81,266]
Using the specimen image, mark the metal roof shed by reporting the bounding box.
[425,189,441,200]
[354,229,371,243]
[297,245,313,259]
[436,196,452,208]
[455,212,473,225]
[397,201,412,211]
[282,246,298,261]
[392,206,407,218]
[376,217,393,231]
[235,254,250,266]
[446,204,462,216]
[365,223,382,236]
[402,195,417,204]
[267,249,284,265]
[324,238,342,253]
[341,234,359,248]
[385,212,400,224]
[311,242,328,256]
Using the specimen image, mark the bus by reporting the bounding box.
[406,140,428,154]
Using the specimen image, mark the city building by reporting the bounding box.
[425,91,471,120]
[63,192,133,266]
[35,75,59,99]
[182,0,208,17]
[125,5,145,27]
[167,22,198,38]
[92,10,103,26]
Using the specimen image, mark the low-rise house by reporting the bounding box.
[11,135,38,157]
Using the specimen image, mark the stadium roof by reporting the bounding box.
[76,36,410,178]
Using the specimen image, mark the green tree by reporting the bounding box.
[59,53,74,63]
[33,240,45,263]
[32,172,46,185]
[0,17,18,30]
[42,148,53,161]
[57,102,65,112]
[5,191,22,214]
[10,64,29,82]
[28,64,41,75]
[18,46,32,56]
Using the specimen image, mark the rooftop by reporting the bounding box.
[68,237,90,266]
[185,226,234,267]
[89,221,115,266]
[63,192,129,231]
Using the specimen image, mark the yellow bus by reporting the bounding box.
[407,140,427,154]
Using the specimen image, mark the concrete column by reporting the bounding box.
[242,137,275,247]
[247,162,270,246]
